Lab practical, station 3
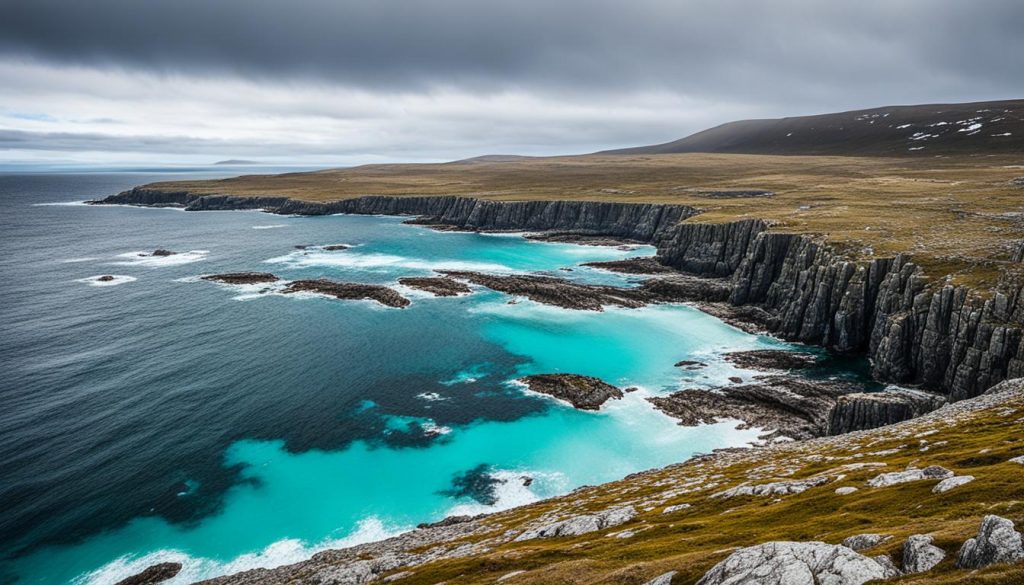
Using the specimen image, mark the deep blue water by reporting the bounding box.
[0,173,859,584]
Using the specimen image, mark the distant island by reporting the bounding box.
[213,159,263,165]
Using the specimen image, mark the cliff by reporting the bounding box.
[93,188,1024,400]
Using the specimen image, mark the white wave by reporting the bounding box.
[444,469,559,517]
[110,250,209,267]
[32,200,89,206]
[265,250,513,273]
[252,224,287,230]
[74,517,406,585]
[62,257,99,263]
[76,275,137,287]
[416,392,449,402]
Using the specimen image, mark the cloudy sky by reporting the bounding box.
[1,0,1022,166]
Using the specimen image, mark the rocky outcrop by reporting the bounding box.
[517,374,624,410]
[441,271,648,311]
[113,563,182,585]
[283,279,410,308]
[581,257,676,274]
[827,388,947,435]
[514,506,636,541]
[641,571,677,585]
[722,349,818,371]
[902,534,945,573]
[202,272,280,285]
[397,276,472,296]
[866,465,953,488]
[648,377,861,440]
[956,515,1024,569]
[694,541,891,585]
[94,188,1024,401]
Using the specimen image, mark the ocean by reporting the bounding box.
[0,172,862,584]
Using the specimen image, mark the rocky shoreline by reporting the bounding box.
[92,188,1023,403]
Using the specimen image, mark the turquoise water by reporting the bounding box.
[2,173,816,584]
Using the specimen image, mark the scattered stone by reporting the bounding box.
[662,503,691,514]
[521,476,533,487]
[97,275,115,282]
[713,476,829,498]
[496,570,526,582]
[283,279,410,308]
[674,360,707,368]
[113,562,182,585]
[642,571,677,585]
[202,272,280,285]
[150,249,175,256]
[867,466,953,488]
[728,376,743,384]
[514,506,637,541]
[723,350,818,371]
[835,486,859,496]
[842,534,890,551]
[397,276,472,297]
[956,515,1024,569]
[1009,455,1024,464]
[517,373,624,410]
[581,257,675,274]
[695,541,889,585]
[932,475,974,493]
[902,534,945,573]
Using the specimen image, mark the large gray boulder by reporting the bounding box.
[514,506,636,541]
[956,515,1024,569]
[901,534,945,573]
[642,571,677,585]
[867,466,953,488]
[695,541,889,585]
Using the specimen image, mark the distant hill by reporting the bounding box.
[601,99,1023,156]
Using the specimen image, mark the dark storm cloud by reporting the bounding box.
[2,0,1022,108]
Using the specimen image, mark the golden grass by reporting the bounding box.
[376,393,1024,584]
[147,153,1024,288]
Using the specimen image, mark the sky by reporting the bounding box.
[0,0,1022,166]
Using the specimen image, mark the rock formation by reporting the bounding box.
[514,506,636,541]
[581,257,676,274]
[283,279,410,308]
[840,534,890,552]
[866,465,953,488]
[956,515,1024,569]
[202,272,280,285]
[398,276,472,296]
[694,541,891,585]
[113,562,182,585]
[517,374,624,410]
[441,271,648,311]
[901,534,945,573]
[722,349,819,371]
[827,388,946,435]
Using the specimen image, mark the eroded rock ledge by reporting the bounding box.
[518,373,625,410]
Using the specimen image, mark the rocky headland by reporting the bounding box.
[283,279,411,308]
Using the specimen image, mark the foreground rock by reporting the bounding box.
[648,376,860,440]
[397,276,472,296]
[514,506,636,541]
[202,272,280,285]
[581,256,676,274]
[956,515,1024,568]
[723,349,819,371]
[284,279,410,308]
[695,541,890,585]
[866,465,953,488]
[113,562,182,585]
[518,374,624,410]
[828,388,946,434]
[902,534,945,573]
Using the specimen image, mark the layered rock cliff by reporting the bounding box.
[93,188,1024,400]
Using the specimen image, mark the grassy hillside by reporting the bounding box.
[601,100,1024,156]
[140,152,1024,289]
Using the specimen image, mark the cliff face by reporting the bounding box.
[94,188,1024,400]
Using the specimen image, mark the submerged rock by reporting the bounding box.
[284,279,410,308]
[202,272,280,285]
[398,276,472,297]
[695,541,889,585]
[518,373,624,410]
[723,349,818,371]
[514,506,636,541]
[827,388,946,435]
[648,376,860,440]
[902,534,945,573]
[956,515,1024,569]
[113,562,182,585]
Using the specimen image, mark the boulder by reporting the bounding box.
[902,534,945,573]
[695,541,889,585]
[113,563,182,585]
[932,475,974,493]
[1009,455,1024,465]
[514,506,636,541]
[642,571,677,585]
[841,534,890,552]
[835,487,858,496]
[662,504,691,514]
[872,555,902,578]
[956,515,1024,569]
[867,466,953,488]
